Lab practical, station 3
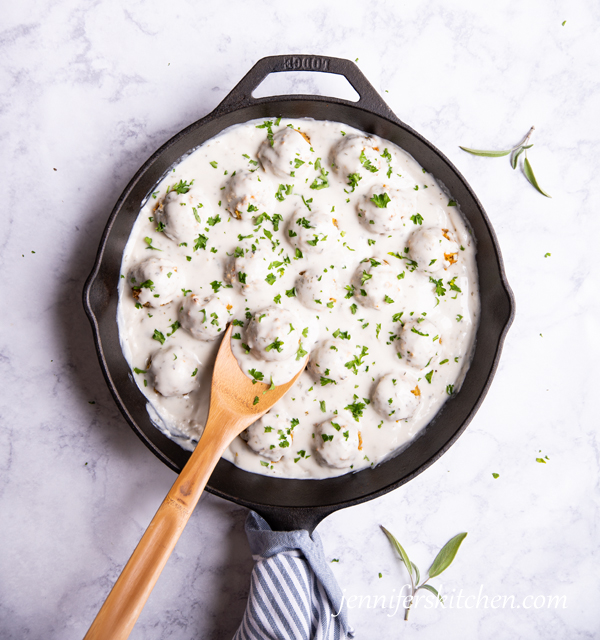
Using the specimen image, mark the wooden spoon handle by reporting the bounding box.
[83,409,242,640]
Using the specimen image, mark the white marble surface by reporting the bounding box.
[1,0,599,638]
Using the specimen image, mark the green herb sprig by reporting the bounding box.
[460,126,550,197]
[381,526,467,621]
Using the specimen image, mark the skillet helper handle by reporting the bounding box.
[216,53,399,121]
[83,416,236,640]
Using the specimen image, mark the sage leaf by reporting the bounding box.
[523,157,551,197]
[511,146,525,169]
[419,583,444,602]
[381,526,413,580]
[411,561,421,586]
[459,146,512,158]
[428,532,467,578]
[511,144,534,169]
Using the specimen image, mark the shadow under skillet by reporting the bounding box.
[52,120,254,639]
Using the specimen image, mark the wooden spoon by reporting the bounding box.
[84,324,307,640]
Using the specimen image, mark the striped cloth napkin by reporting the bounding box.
[233,511,355,640]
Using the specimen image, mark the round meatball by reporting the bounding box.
[307,339,354,385]
[372,371,421,422]
[355,258,402,310]
[357,184,417,235]
[179,294,232,341]
[397,319,440,368]
[225,242,273,291]
[129,258,180,307]
[407,227,460,274]
[224,169,270,220]
[314,418,359,469]
[242,410,293,462]
[150,345,201,397]
[246,307,299,362]
[330,134,383,183]
[155,187,209,246]
[287,208,338,255]
[258,127,312,178]
[295,266,342,311]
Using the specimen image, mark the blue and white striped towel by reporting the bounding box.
[233,511,355,640]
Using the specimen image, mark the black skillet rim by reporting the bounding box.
[83,55,515,531]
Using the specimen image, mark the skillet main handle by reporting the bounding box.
[82,418,234,640]
[215,53,399,121]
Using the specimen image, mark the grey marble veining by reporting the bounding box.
[1,0,599,638]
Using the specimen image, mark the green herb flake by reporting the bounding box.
[152,329,165,345]
[370,193,391,208]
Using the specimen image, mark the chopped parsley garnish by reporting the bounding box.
[310,163,330,190]
[359,149,378,173]
[191,368,198,377]
[265,338,284,353]
[344,400,366,421]
[133,367,147,374]
[410,213,424,225]
[171,179,194,194]
[275,184,294,201]
[346,172,362,192]
[411,326,429,337]
[320,377,336,386]
[209,161,218,169]
[301,196,313,211]
[370,193,391,208]
[207,214,221,226]
[448,277,462,292]
[256,120,275,146]
[248,369,264,384]
[286,287,296,297]
[446,384,454,395]
[319,400,327,413]
[210,280,223,293]
[167,321,180,337]
[448,200,457,207]
[425,370,434,384]
[350,303,358,315]
[296,342,308,360]
[384,295,394,304]
[133,279,155,292]
[144,237,162,251]
[429,277,446,296]
[194,234,208,251]
[253,396,260,406]
[265,273,277,286]
[344,346,368,375]
[296,216,313,229]
[333,329,351,340]
[152,329,165,345]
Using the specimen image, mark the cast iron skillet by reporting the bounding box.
[83,54,514,533]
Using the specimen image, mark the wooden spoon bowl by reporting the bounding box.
[84,324,307,640]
